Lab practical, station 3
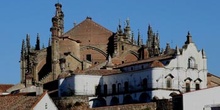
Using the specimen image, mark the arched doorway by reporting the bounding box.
[91,97,106,107]
[123,95,133,104]
[139,93,150,103]
[110,97,119,106]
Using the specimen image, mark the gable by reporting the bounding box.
[33,93,57,110]
[64,17,114,46]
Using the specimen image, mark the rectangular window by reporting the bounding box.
[186,83,190,92]
[167,79,171,88]
[122,45,124,50]
[195,83,200,90]
[86,54,92,62]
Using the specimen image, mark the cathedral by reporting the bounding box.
[20,3,161,85]
[20,3,208,108]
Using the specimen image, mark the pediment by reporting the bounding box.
[64,17,113,45]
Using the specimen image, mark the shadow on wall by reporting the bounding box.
[91,72,155,108]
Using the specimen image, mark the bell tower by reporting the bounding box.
[50,3,64,80]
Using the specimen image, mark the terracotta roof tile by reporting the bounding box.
[150,60,164,68]
[0,84,14,92]
[0,91,47,110]
[115,55,173,68]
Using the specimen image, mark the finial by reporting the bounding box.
[126,18,130,27]
[35,33,40,50]
[118,19,122,34]
[86,16,92,20]
[138,29,140,35]
[185,31,193,44]
[175,45,180,55]
[148,24,152,30]
[187,31,191,36]
[202,49,206,58]
[73,21,77,27]
[48,37,51,46]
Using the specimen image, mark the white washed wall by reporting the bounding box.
[183,86,220,110]
[59,75,101,96]
[34,93,58,110]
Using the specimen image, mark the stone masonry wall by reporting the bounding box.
[91,103,156,110]
[52,96,89,110]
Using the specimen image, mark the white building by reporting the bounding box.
[0,91,58,110]
[173,86,220,110]
[59,32,208,108]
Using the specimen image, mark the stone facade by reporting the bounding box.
[20,3,163,86]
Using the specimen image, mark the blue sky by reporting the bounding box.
[1,1,220,84]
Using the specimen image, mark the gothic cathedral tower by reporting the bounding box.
[50,3,64,80]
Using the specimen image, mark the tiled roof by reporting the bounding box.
[64,17,113,40]
[0,84,14,92]
[0,91,47,110]
[150,60,164,68]
[74,69,121,76]
[115,55,173,68]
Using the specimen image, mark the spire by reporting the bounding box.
[126,18,130,27]
[124,18,131,39]
[26,34,31,53]
[118,19,123,35]
[137,29,141,46]
[48,37,51,46]
[51,3,64,36]
[175,45,180,55]
[202,49,206,58]
[131,31,134,44]
[164,43,171,55]
[147,24,153,37]
[35,33,40,50]
[146,24,153,48]
[185,31,193,44]
[21,39,26,60]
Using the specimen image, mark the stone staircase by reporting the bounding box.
[40,72,54,84]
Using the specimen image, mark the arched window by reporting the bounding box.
[184,77,192,92]
[188,57,196,69]
[124,82,129,93]
[142,78,148,90]
[112,84,116,94]
[165,74,174,89]
[104,84,107,95]
[95,85,101,95]
[117,83,121,93]
[186,83,190,92]
[194,78,202,90]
